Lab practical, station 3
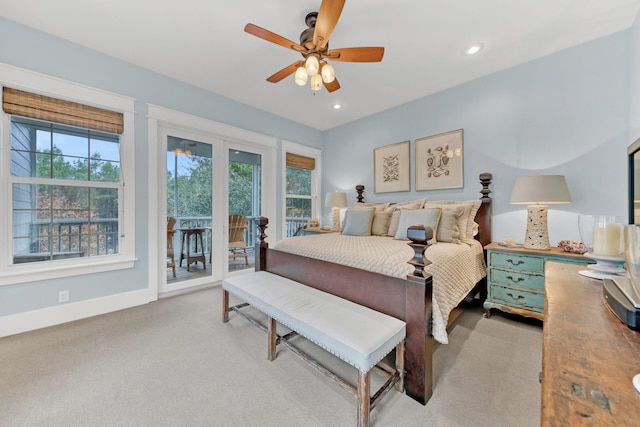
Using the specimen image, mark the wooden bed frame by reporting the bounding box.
[254,172,493,405]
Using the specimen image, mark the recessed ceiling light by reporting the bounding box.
[463,43,484,56]
[332,103,343,110]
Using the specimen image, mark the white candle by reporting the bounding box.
[593,223,621,256]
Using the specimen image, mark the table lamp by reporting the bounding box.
[325,191,348,231]
[510,175,571,250]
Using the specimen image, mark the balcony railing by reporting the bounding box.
[14,218,118,263]
[15,215,310,264]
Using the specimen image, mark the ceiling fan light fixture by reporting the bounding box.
[294,66,308,85]
[305,55,320,76]
[321,62,335,83]
[310,74,323,91]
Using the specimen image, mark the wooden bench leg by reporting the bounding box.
[396,341,405,392]
[222,289,230,323]
[267,317,277,361]
[357,370,371,427]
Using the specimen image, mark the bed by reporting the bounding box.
[254,172,493,405]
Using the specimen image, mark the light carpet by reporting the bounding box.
[0,286,541,426]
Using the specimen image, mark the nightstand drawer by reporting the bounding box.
[489,268,544,291]
[490,285,544,313]
[489,252,544,272]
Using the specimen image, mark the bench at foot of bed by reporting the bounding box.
[222,271,406,427]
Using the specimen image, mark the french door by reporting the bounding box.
[157,127,272,295]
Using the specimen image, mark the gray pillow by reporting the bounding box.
[342,207,375,236]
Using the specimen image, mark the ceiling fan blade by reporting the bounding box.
[326,47,385,62]
[324,77,340,93]
[266,61,304,83]
[245,23,306,53]
[313,0,345,50]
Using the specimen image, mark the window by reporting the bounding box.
[283,147,321,237]
[0,74,135,285]
[10,118,121,263]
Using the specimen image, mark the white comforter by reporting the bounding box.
[274,234,486,344]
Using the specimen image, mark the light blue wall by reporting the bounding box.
[324,30,632,244]
[0,17,323,317]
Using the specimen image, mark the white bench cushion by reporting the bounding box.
[223,271,406,373]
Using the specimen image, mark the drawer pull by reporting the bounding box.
[506,258,524,266]
[506,275,524,283]
[506,292,525,301]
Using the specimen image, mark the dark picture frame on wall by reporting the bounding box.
[415,129,464,191]
[373,140,410,193]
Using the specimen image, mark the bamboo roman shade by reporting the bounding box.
[2,87,124,134]
[286,153,315,170]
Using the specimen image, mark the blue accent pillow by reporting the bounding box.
[342,207,375,236]
[394,208,441,241]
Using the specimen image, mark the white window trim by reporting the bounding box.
[281,140,322,236]
[0,63,136,286]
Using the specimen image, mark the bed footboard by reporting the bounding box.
[254,218,434,405]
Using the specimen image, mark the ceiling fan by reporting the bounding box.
[244,0,384,93]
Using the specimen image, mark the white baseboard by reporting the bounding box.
[0,288,157,338]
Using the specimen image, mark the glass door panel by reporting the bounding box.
[166,136,213,284]
[228,148,261,273]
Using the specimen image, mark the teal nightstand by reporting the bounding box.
[483,243,594,320]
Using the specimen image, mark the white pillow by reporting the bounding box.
[394,208,441,242]
[424,199,481,242]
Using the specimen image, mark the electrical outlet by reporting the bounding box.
[58,290,69,303]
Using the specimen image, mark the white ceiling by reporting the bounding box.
[1,0,639,131]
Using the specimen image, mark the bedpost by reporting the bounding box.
[255,217,269,271]
[405,273,433,405]
[355,185,365,203]
[476,172,493,247]
[406,226,433,277]
[405,225,434,405]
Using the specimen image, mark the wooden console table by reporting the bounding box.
[542,262,640,426]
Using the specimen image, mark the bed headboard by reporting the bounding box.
[354,172,493,247]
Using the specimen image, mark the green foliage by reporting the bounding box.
[286,166,311,195]
[166,157,254,219]
[171,156,212,217]
[36,146,120,217]
[229,161,253,216]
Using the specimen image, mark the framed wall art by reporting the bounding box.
[374,140,410,193]
[415,129,464,191]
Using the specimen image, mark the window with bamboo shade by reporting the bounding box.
[1,79,135,280]
[3,87,124,134]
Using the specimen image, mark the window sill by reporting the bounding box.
[0,256,137,286]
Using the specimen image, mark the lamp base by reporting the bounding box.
[331,207,341,232]
[523,205,550,250]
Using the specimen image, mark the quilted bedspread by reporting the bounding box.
[273,234,486,344]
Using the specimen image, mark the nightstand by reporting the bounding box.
[483,243,594,320]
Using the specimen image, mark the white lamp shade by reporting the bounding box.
[310,74,323,91]
[321,63,335,83]
[324,191,347,208]
[510,175,571,205]
[294,66,308,85]
[305,55,320,76]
